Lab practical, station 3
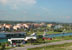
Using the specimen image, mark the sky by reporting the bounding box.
[0,0,72,23]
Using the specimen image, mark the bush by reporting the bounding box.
[0,44,5,50]
[27,39,37,44]
[54,29,62,32]
[37,35,43,39]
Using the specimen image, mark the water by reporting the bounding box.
[0,39,8,43]
[0,32,26,43]
[44,33,72,38]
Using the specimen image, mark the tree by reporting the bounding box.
[27,38,33,44]
[0,44,5,50]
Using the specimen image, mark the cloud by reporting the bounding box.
[22,0,36,5]
[42,8,48,11]
[10,4,17,10]
[0,0,36,5]
[0,0,37,9]
[0,0,7,5]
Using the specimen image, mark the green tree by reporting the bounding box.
[0,44,5,50]
[28,38,33,45]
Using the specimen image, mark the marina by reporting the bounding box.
[1,32,72,43]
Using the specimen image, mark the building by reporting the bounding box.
[47,24,54,28]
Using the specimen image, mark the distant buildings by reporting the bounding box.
[0,23,64,32]
[47,24,55,28]
[47,24,53,28]
[54,25,63,29]
[0,24,12,31]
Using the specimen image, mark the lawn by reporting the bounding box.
[43,36,72,43]
[27,30,72,35]
[27,31,61,35]
[27,36,72,45]
[65,30,72,33]
[28,42,72,50]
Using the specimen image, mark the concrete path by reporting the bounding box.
[10,40,72,50]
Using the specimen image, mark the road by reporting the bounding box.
[10,40,72,50]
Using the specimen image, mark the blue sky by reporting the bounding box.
[0,0,72,23]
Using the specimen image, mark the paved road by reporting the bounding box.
[10,40,72,50]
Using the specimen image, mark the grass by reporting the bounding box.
[28,42,72,50]
[27,31,61,35]
[27,29,72,35]
[65,30,72,33]
[27,30,72,35]
[48,36,72,42]
[32,36,72,45]
[5,47,14,50]
[54,36,72,40]
[36,31,61,35]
